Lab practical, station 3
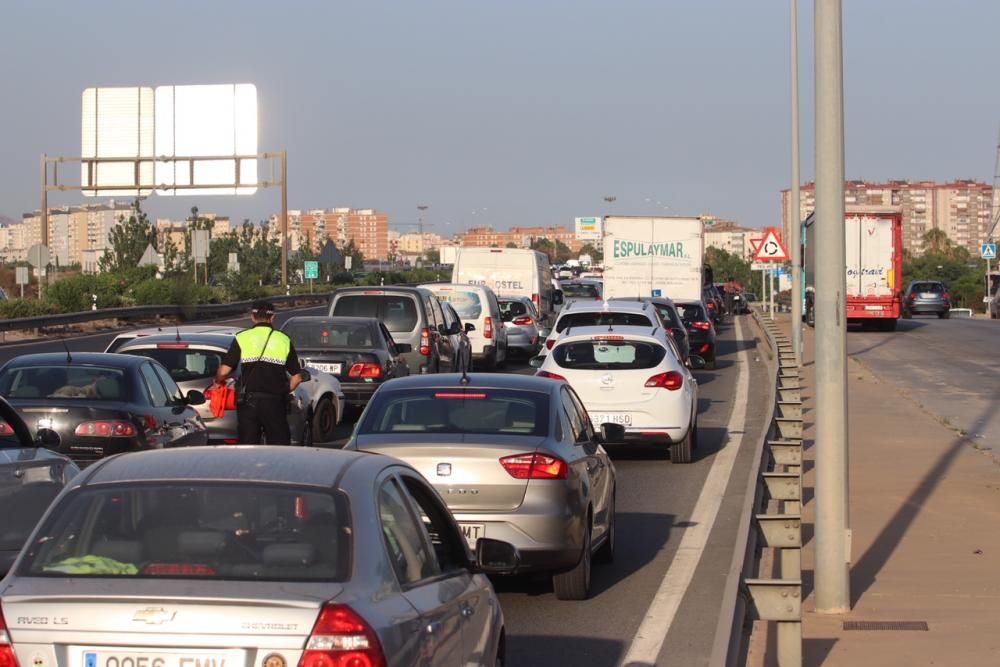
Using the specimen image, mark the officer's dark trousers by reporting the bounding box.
[237,394,291,445]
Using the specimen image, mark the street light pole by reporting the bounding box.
[814,0,851,613]
[790,0,803,362]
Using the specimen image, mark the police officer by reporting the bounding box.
[214,300,304,445]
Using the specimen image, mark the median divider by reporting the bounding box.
[709,307,803,667]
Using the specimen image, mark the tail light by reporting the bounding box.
[348,363,383,379]
[419,328,431,356]
[943,292,950,301]
[484,316,494,340]
[645,371,684,390]
[74,421,138,437]
[594,295,602,301]
[535,370,566,382]
[500,453,568,479]
[0,602,21,667]
[512,316,533,326]
[532,293,540,312]
[0,422,14,436]
[691,321,712,331]
[142,415,158,431]
[545,338,556,350]
[299,603,387,667]
[141,564,217,576]
[909,293,916,301]
[699,343,710,354]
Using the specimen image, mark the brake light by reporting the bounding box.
[0,602,21,667]
[592,335,624,341]
[419,328,431,356]
[142,415,158,431]
[141,563,217,576]
[156,343,189,349]
[348,363,383,379]
[943,292,950,301]
[512,316,533,326]
[363,291,384,295]
[0,422,13,436]
[224,439,240,445]
[546,338,556,350]
[484,316,494,340]
[594,295,602,301]
[699,344,710,354]
[909,293,916,301]
[691,321,712,331]
[499,453,568,480]
[434,393,487,399]
[299,603,387,667]
[535,370,566,382]
[645,371,684,390]
[74,421,137,437]
[532,293,540,312]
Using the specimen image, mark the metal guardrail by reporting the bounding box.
[709,308,804,667]
[0,292,334,335]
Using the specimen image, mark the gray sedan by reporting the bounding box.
[345,373,620,600]
[1,446,514,666]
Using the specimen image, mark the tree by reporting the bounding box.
[579,243,603,263]
[530,237,556,260]
[424,248,441,265]
[705,247,753,290]
[100,200,156,273]
[505,241,519,249]
[922,228,951,254]
[342,239,365,270]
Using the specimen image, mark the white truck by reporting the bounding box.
[601,216,705,301]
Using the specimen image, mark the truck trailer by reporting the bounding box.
[601,216,705,301]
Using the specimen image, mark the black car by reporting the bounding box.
[675,300,718,369]
[612,297,691,363]
[903,280,951,319]
[0,353,208,466]
[0,396,79,575]
[282,316,412,417]
[703,285,724,324]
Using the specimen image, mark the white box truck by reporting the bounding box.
[601,216,705,301]
[451,247,561,324]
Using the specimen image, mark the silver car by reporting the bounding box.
[114,333,345,445]
[498,295,542,357]
[345,373,620,600]
[104,325,244,353]
[0,446,514,667]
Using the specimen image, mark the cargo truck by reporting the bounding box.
[803,206,903,331]
[601,216,705,301]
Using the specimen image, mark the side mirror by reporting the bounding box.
[185,390,206,406]
[670,327,685,340]
[552,290,564,306]
[395,343,413,354]
[298,370,313,382]
[438,323,451,335]
[687,355,707,370]
[599,423,626,444]
[474,538,520,574]
[528,356,545,368]
[34,428,61,449]
[538,327,552,340]
[464,322,476,333]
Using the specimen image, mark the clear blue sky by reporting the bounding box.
[2,1,997,233]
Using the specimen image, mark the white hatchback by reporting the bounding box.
[420,283,509,370]
[533,325,700,462]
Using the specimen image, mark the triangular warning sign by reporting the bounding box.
[749,238,763,252]
[753,228,789,261]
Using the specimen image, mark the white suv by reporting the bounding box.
[534,325,700,463]
[538,299,665,358]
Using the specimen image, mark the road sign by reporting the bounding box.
[651,288,662,297]
[750,238,763,253]
[318,240,343,265]
[345,256,353,271]
[981,243,997,260]
[15,266,29,285]
[27,244,50,268]
[191,229,210,262]
[753,228,790,262]
[751,262,769,271]
[138,243,161,267]
[304,261,319,280]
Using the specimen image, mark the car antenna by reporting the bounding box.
[61,339,72,364]
[175,324,182,342]
[460,367,470,385]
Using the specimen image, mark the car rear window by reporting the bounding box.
[358,388,549,437]
[333,295,419,333]
[555,312,654,333]
[912,282,944,293]
[433,289,483,320]
[120,348,224,382]
[499,300,529,319]
[284,320,375,348]
[650,304,681,328]
[561,283,601,299]
[675,304,708,322]
[553,339,666,370]
[19,483,351,582]
[0,366,127,401]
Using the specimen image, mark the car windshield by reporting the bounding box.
[0,365,127,401]
[433,289,483,319]
[499,300,529,320]
[358,388,549,437]
[333,295,419,333]
[121,347,224,382]
[553,339,666,370]
[561,283,600,298]
[19,483,351,582]
[675,304,707,322]
[284,321,375,348]
[556,312,654,333]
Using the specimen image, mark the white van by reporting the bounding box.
[451,248,562,326]
[420,283,508,370]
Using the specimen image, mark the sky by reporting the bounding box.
[2,0,999,234]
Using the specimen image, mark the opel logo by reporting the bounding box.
[437,463,452,476]
[601,374,614,386]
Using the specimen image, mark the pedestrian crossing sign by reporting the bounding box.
[981,243,997,260]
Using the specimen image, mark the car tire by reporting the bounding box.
[594,493,616,564]
[706,355,717,371]
[553,523,592,600]
[690,415,700,449]
[939,311,950,319]
[496,344,508,370]
[311,397,338,444]
[902,308,911,319]
[671,425,693,464]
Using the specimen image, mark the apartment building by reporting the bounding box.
[459,225,585,252]
[269,208,390,261]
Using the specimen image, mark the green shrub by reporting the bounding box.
[132,279,175,306]
[0,299,62,319]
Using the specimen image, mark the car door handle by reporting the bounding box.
[426,620,445,635]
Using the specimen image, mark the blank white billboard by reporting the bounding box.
[81,87,155,196]
[154,84,258,195]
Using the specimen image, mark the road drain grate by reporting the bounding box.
[843,621,929,632]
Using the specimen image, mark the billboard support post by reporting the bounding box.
[40,154,48,298]
[281,150,288,288]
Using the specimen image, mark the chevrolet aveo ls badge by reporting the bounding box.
[0,446,518,667]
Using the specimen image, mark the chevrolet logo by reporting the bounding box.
[132,608,176,624]
[437,463,452,477]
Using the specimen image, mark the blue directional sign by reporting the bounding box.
[981,243,997,260]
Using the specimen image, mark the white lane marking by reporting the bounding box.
[621,316,751,666]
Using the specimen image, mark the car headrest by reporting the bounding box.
[262,543,317,566]
[177,530,228,557]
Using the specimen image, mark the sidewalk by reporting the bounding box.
[769,314,1000,665]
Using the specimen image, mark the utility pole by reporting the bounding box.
[814,0,851,613]
[790,0,803,362]
[417,205,429,237]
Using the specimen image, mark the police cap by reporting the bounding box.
[251,300,276,316]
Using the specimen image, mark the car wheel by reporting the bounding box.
[690,415,700,449]
[594,493,615,564]
[496,344,508,370]
[553,523,592,600]
[706,354,717,371]
[902,308,911,319]
[311,397,338,444]
[671,426,694,464]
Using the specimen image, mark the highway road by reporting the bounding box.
[0,308,773,666]
[847,316,1000,455]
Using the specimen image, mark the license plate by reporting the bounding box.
[311,362,342,374]
[459,522,485,546]
[864,305,883,311]
[590,413,632,427]
[82,649,245,667]
[921,293,935,299]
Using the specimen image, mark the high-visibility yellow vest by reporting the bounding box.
[236,327,292,366]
